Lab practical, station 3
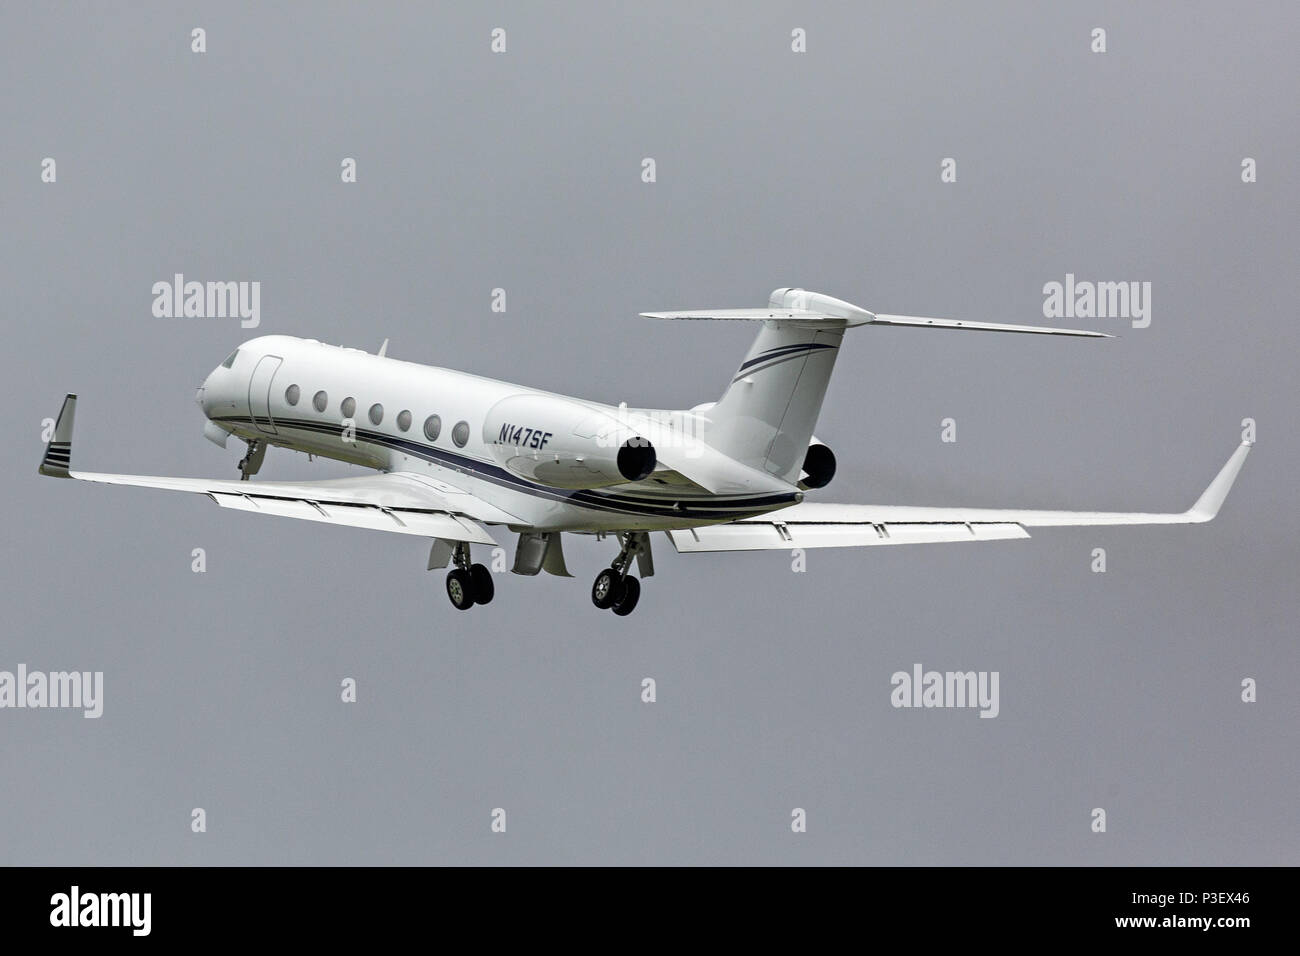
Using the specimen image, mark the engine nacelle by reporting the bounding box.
[483,393,656,489]
[203,419,230,448]
[798,442,836,489]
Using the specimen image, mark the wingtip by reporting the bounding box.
[39,394,77,478]
[1186,440,1252,521]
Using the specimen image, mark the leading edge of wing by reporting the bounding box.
[62,469,513,541]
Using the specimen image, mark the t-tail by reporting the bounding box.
[640,287,1111,485]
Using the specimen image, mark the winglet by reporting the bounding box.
[1186,440,1252,522]
[39,394,77,477]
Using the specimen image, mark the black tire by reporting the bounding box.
[612,576,640,616]
[446,568,475,611]
[592,568,621,609]
[470,563,494,605]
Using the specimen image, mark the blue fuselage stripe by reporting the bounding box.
[736,342,836,373]
[213,415,797,520]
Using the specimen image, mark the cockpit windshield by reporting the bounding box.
[221,349,239,369]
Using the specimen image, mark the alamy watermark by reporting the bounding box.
[50,886,150,936]
[152,273,260,328]
[1043,273,1151,329]
[890,663,999,718]
[596,402,706,458]
[0,664,103,718]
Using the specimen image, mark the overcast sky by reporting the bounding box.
[2,1,1296,864]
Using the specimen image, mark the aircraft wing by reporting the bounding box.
[38,395,516,543]
[667,441,1251,552]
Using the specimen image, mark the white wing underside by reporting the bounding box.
[39,395,517,543]
[64,470,512,543]
[668,442,1252,552]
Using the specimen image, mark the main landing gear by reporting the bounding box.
[445,542,494,611]
[591,532,648,616]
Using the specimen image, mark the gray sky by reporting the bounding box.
[2,1,1296,864]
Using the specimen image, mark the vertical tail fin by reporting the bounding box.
[640,289,865,483]
[705,319,844,482]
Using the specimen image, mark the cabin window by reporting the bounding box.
[369,403,384,426]
[423,415,441,442]
[452,421,470,448]
[341,397,356,419]
[221,349,239,369]
[313,390,327,412]
[397,410,412,432]
[285,384,300,406]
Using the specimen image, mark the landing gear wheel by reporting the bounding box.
[469,564,494,605]
[592,568,621,609]
[446,567,475,611]
[611,576,640,616]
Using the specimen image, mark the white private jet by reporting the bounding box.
[40,288,1251,615]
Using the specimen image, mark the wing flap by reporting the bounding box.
[668,520,1028,552]
[209,491,496,541]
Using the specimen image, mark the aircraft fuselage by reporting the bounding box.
[197,335,799,533]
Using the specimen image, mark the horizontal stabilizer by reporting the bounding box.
[869,314,1111,338]
[641,308,854,325]
[640,289,1110,337]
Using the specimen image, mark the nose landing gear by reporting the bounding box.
[444,542,494,611]
[237,439,266,481]
[591,532,649,616]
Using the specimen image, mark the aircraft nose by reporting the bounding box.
[195,369,218,414]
